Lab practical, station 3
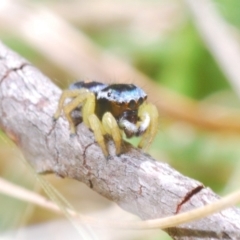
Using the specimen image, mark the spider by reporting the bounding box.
[53,81,159,157]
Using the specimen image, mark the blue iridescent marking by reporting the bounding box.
[97,84,147,103]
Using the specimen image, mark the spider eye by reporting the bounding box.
[138,97,144,105]
[128,100,136,109]
[107,90,112,97]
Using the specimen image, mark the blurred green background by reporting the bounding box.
[0,0,240,239]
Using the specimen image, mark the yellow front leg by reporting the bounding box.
[53,89,88,120]
[102,112,122,155]
[63,92,95,134]
[81,92,95,127]
[79,92,110,156]
[88,114,108,157]
[138,103,159,149]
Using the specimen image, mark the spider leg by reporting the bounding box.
[61,90,93,134]
[81,92,95,127]
[138,103,159,149]
[82,93,109,157]
[102,112,122,155]
[88,114,108,157]
[55,89,110,156]
[53,89,87,120]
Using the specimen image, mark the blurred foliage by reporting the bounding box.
[0,131,35,233]
[216,0,240,28]
[89,23,231,100]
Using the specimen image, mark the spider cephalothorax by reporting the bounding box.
[54,81,159,157]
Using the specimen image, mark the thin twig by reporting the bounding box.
[1,176,240,231]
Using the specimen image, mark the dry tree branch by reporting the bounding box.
[1,43,240,239]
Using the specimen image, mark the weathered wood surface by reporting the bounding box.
[0,41,240,239]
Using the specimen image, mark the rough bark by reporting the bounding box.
[0,41,240,239]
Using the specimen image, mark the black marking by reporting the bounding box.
[69,81,107,94]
